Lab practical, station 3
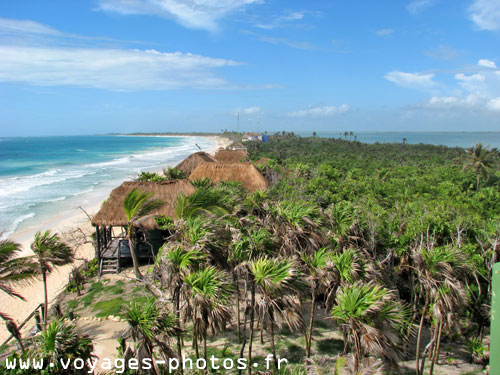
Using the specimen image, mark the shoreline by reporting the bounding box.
[0,135,231,342]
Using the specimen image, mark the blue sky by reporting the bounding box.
[1,0,500,136]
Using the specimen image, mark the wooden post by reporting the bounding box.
[95,225,101,261]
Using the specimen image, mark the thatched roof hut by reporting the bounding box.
[189,163,268,192]
[175,152,216,177]
[92,180,195,230]
[214,149,248,163]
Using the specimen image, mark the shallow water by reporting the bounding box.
[0,135,216,238]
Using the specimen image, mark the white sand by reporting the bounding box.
[0,135,231,343]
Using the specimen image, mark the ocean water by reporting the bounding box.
[0,135,217,239]
[295,131,500,149]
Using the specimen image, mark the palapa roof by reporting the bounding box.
[175,152,216,177]
[214,149,248,163]
[189,162,268,193]
[92,180,195,229]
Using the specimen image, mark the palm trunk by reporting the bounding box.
[415,301,428,375]
[477,174,480,191]
[234,272,241,344]
[248,279,256,375]
[128,225,143,280]
[174,291,184,375]
[306,292,316,357]
[429,319,444,375]
[238,308,248,375]
[270,321,278,369]
[352,329,361,375]
[194,330,199,359]
[42,270,48,326]
[203,333,208,369]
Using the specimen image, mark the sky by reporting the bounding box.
[0,0,500,136]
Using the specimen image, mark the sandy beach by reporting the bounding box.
[0,135,231,343]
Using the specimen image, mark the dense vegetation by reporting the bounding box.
[2,135,499,374]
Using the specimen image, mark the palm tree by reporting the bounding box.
[124,299,180,370]
[182,266,233,363]
[123,188,164,279]
[331,282,411,374]
[31,230,73,324]
[250,258,307,369]
[271,200,323,256]
[412,245,474,375]
[0,239,39,320]
[33,319,94,374]
[175,188,227,219]
[156,243,205,362]
[463,143,498,190]
[301,247,332,357]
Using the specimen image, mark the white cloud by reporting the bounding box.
[97,0,262,31]
[384,71,436,89]
[469,0,500,31]
[412,95,481,110]
[0,45,241,91]
[258,36,317,50]
[288,104,349,118]
[376,29,394,36]
[0,17,61,36]
[235,106,261,114]
[407,0,435,15]
[455,73,485,82]
[478,59,497,68]
[255,10,306,29]
[487,97,500,111]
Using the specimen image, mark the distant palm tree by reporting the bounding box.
[0,239,39,320]
[331,282,410,374]
[31,231,73,324]
[250,258,306,369]
[123,188,164,279]
[124,299,180,369]
[183,266,233,362]
[463,143,498,190]
[33,319,94,373]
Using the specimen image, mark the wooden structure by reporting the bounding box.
[175,152,216,177]
[227,142,247,153]
[91,180,195,274]
[214,149,248,163]
[189,162,268,193]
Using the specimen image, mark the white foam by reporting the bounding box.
[0,212,35,240]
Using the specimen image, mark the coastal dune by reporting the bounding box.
[0,135,231,343]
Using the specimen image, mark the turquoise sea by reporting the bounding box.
[295,131,500,149]
[0,135,216,239]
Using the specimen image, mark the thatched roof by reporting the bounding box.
[214,149,248,163]
[175,152,216,177]
[189,163,268,192]
[92,180,195,229]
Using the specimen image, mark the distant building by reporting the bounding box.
[243,132,263,141]
[227,142,248,153]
